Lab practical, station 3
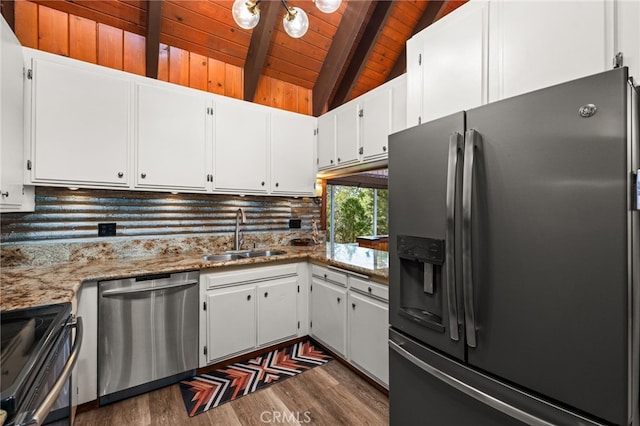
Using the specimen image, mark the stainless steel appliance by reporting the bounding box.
[98,271,199,405]
[388,67,640,425]
[1,303,83,426]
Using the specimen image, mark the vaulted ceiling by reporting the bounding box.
[1,0,467,115]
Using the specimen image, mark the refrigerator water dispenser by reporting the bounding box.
[397,235,445,333]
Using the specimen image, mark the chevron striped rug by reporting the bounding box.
[179,339,332,417]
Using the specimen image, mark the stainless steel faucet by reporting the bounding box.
[234,208,246,251]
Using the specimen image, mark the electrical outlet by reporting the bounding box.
[98,223,116,237]
[289,218,301,229]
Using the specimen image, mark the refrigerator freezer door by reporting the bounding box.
[389,112,465,360]
[465,68,630,425]
[389,329,604,426]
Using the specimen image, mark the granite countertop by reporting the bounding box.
[0,243,388,311]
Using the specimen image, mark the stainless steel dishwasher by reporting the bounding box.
[98,271,199,405]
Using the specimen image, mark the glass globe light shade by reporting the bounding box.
[315,0,341,14]
[232,0,260,30]
[283,7,309,38]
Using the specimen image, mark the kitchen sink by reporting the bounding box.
[202,250,286,262]
[241,250,286,258]
[201,253,246,262]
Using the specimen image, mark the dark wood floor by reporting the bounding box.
[75,360,389,425]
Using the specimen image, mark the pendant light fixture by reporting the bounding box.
[232,0,341,39]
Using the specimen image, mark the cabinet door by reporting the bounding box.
[271,111,316,195]
[361,89,391,161]
[348,292,389,386]
[0,18,27,211]
[420,1,487,123]
[136,83,211,191]
[206,286,256,362]
[317,113,336,169]
[492,1,611,101]
[214,100,268,193]
[335,104,360,166]
[30,58,131,186]
[310,278,347,356]
[257,277,298,346]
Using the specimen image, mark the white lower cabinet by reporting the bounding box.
[348,290,389,387]
[257,277,298,346]
[310,278,348,356]
[200,263,302,366]
[206,285,256,363]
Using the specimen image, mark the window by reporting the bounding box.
[325,169,388,249]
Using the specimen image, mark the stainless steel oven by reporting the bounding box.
[1,303,83,426]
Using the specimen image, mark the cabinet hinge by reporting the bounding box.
[310,321,312,328]
[26,160,32,170]
[203,301,207,310]
[316,158,319,165]
[418,116,422,125]
[297,285,300,293]
[297,321,300,329]
[310,285,312,292]
[358,109,363,118]
[314,128,318,136]
[418,54,422,66]
[27,69,33,80]
[358,147,363,155]
[613,52,624,69]
[204,345,208,356]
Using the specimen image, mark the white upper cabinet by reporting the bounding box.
[360,87,391,161]
[408,0,488,125]
[27,51,131,187]
[1,17,33,212]
[214,98,269,193]
[488,0,613,101]
[335,102,360,167]
[135,83,212,191]
[317,112,336,170]
[271,110,316,195]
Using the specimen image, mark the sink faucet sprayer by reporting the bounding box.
[235,208,246,251]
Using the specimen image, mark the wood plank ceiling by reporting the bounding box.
[2,0,467,116]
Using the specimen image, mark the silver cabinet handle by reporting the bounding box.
[31,316,83,426]
[445,132,463,342]
[101,280,198,297]
[462,129,480,347]
[389,340,556,426]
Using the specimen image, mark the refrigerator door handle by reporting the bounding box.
[446,132,463,341]
[389,340,556,426]
[462,129,480,347]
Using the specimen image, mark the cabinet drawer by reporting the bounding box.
[349,277,388,302]
[203,263,298,289]
[311,265,347,287]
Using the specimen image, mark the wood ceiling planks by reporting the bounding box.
[12,0,469,115]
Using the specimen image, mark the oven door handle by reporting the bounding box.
[30,316,83,426]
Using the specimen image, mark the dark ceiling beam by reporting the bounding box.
[145,0,163,79]
[1,0,16,32]
[328,0,395,110]
[386,0,446,81]
[243,0,280,102]
[312,0,373,116]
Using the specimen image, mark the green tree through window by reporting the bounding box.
[326,181,388,244]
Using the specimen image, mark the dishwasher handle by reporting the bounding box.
[101,280,198,297]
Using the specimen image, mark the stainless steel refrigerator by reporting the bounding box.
[388,67,640,425]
